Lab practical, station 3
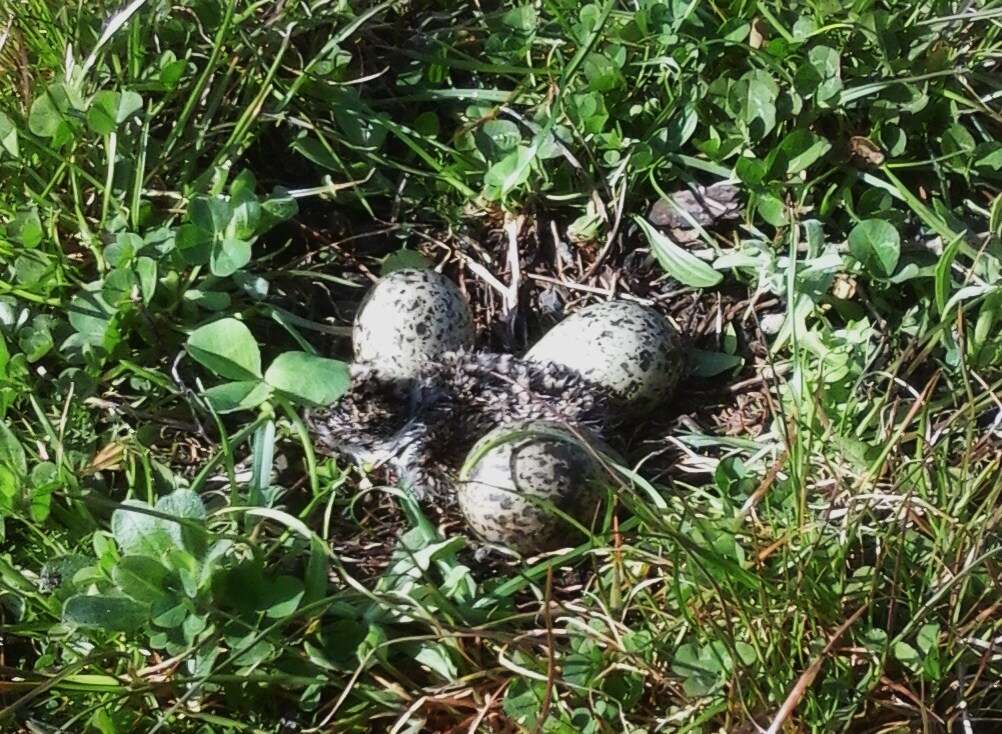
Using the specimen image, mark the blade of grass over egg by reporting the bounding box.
[478,518,641,604]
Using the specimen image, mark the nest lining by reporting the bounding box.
[306,350,615,498]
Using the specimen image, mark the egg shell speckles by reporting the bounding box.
[457,421,604,554]
[526,300,682,413]
[353,269,475,382]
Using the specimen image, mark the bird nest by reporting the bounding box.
[305,350,615,499]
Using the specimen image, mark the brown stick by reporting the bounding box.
[533,567,557,734]
[764,604,867,734]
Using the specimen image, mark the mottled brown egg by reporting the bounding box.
[353,269,474,382]
[456,421,605,554]
[526,300,682,413]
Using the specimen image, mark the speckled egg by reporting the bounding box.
[456,421,605,554]
[353,269,475,382]
[526,300,682,413]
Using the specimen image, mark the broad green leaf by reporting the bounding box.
[484,145,535,199]
[503,678,544,727]
[916,623,939,656]
[414,642,459,681]
[583,52,622,91]
[135,257,158,304]
[261,189,298,226]
[292,136,342,171]
[330,91,387,148]
[0,112,19,158]
[860,627,888,652]
[190,196,231,235]
[152,599,188,628]
[229,168,257,201]
[19,318,54,362]
[941,123,975,155]
[155,489,207,556]
[501,4,536,32]
[771,129,831,177]
[202,380,272,413]
[10,208,43,248]
[671,642,718,696]
[479,119,521,154]
[880,125,907,157]
[381,249,431,274]
[0,421,27,477]
[757,194,787,226]
[735,156,767,186]
[105,233,142,267]
[175,223,212,265]
[160,57,187,90]
[657,105,698,152]
[849,219,899,278]
[112,556,174,603]
[0,465,15,512]
[975,143,1002,172]
[67,288,115,346]
[568,91,608,135]
[893,640,921,671]
[231,638,277,667]
[183,289,231,311]
[262,575,304,619]
[227,200,261,240]
[87,90,143,135]
[264,352,350,406]
[14,252,53,287]
[567,210,602,241]
[635,216,722,288]
[807,46,842,103]
[688,349,743,377]
[734,641,757,665]
[28,83,75,138]
[703,640,733,673]
[734,70,777,139]
[111,500,174,556]
[63,594,148,632]
[210,236,252,277]
[186,318,262,380]
[101,267,138,308]
[792,16,817,39]
[412,111,439,138]
[30,460,57,488]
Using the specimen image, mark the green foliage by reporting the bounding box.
[186,319,349,411]
[2,0,1002,732]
